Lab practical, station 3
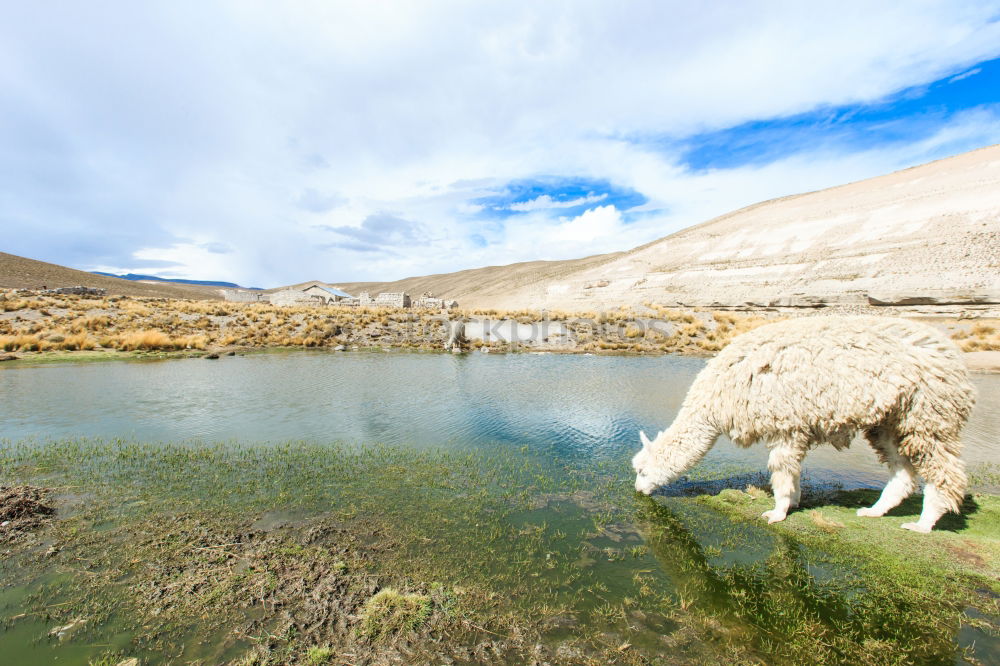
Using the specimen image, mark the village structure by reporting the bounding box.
[223,281,456,310]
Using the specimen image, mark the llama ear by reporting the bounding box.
[640,430,652,449]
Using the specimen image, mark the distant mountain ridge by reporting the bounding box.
[91,272,262,290]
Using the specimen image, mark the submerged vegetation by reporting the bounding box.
[1,438,997,664]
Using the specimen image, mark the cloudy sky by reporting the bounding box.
[2,2,1000,287]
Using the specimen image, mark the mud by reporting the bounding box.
[0,485,54,543]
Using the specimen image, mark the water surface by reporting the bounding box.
[2,350,997,487]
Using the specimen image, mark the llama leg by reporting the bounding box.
[790,471,802,509]
[901,485,950,533]
[762,441,805,524]
[898,435,966,533]
[858,431,916,517]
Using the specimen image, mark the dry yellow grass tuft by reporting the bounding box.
[953,319,1000,351]
[117,330,178,351]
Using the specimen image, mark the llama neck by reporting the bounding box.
[654,409,720,477]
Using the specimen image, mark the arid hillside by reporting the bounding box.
[0,252,223,300]
[332,144,1000,311]
[336,251,622,303]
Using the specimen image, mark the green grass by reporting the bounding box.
[304,646,334,664]
[357,589,432,642]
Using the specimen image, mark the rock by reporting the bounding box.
[226,351,236,356]
[542,614,579,631]
[48,617,85,640]
[868,290,1000,306]
[0,354,17,362]
[204,353,220,359]
[767,295,829,308]
[333,345,346,351]
[116,659,140,666]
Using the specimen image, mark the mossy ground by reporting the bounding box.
[0,439,997,665]
[699,485,1000,586]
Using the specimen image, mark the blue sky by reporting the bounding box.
[673,57,1000,171]
[1,2,999,287]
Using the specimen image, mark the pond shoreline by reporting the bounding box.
[3,343,998,375]
[3,292,998,370]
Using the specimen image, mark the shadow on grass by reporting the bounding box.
[804,489,981,532]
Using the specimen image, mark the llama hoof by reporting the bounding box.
[856,507,883,518]
[761,509,787,524]
[900,522,932,534]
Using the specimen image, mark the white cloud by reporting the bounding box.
[550,205,624,244]
[1,2,999,286]
[508,193,608,212]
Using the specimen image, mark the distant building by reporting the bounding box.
[375,292,411,308]
[222,289,266,303]
[302,284,353,304]
[269,289,323,307]
[413,291,457,310]
[358,292,376,306]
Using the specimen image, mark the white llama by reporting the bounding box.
[632,316,975,533]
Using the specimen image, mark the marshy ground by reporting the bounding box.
[1,440,997,665]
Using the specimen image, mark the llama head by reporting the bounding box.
[632,429,675,494]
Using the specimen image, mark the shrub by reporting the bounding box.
[117,330,177,351]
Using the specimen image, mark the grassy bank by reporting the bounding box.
[0,291,777,358]
[1,439,997,664]
[2,292,999,368]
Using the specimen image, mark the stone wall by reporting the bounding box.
[222,289,267,303]
[375,292,411,308]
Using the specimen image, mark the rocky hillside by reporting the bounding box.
[338,144,1000,311]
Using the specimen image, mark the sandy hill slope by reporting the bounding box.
[324,252,624,304]
[0,252,223,300]
[337,144,1000,310]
